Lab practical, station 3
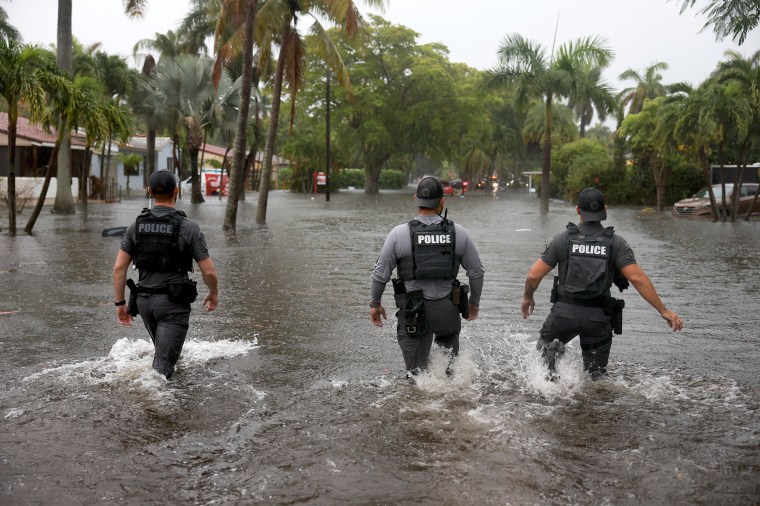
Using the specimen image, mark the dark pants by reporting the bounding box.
[396,297,461,372]
[136,293,191,379]
[537,301,613,375]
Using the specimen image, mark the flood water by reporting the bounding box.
[1,189,758,505]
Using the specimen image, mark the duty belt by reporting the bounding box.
[555,294,606,308]
[135,285,170,295]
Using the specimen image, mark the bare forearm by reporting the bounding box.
[629,277,666,314]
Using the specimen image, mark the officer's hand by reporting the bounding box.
[661,309,683,332]
[466,304,479,321]
[370,306,386,327]
[521,296,535,319]
[116,305,133,326]
[203,292,218,312]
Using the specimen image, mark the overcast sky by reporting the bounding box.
[6,0,759,94]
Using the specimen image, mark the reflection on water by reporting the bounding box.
[1,190,758,504]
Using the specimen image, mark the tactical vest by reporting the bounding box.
[560,222,615,300]
[133,209,193,273]
[397,219,460,281]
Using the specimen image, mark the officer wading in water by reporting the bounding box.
[521,188,684,381]
[113,170,219,379]
[370,177,484,379]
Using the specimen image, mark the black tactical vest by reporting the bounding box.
[133,209,193,273]
[560,223,615,299]
[397,219,461,281]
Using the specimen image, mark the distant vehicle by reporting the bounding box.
[181,175,206,195]
[475,179,487,190]
[439,179,454,196]
[673,183,760,217]
[450,179,465,196]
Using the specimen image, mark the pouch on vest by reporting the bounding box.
[402,290,425,337]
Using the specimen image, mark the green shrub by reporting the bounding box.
[379,169,405,189]
[278,167,294,189]
[558,140,613,202]
[338,168,365,188]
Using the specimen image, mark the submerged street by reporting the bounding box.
[1,189,758,504]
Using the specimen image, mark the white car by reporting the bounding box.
[181,175,207,195]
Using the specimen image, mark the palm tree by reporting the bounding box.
[218,0,257,232]
[672,83,722,221]
[0,38,63,236]
[54,0,149,214]
[254,0,384,225]
[53,0,75,214]
[0,2,20,41]
[676,0,760,45]
[567,65,616,138]
[487,34,614,214]
[714,49,760,220]
[153,55,218,203]
[618,62,669,116]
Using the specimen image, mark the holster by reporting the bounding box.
[402,290,425,337]
[392,277,407,309]
[450,280,470,319]
[550,276,559,303]
[126,279,139,317]
[604,297,625,335]
[168,279,198,305]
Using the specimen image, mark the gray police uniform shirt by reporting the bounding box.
[371,214,485,306]
[120,205,210,290]
[541,221,637,284]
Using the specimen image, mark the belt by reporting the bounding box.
[555,294,606,308]
[136,285,170,295]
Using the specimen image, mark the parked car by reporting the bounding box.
[439,179,454,196]
[181,176,206,195]
[672,183,760,217]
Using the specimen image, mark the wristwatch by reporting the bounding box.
[114,300,127,306]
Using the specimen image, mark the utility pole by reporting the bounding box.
[325,69,331,202]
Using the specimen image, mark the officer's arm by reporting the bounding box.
[113,250,132,303]
[113,250,134,325]
[197,257,219,312]
[521,259,553,319]
[620,264,683,332]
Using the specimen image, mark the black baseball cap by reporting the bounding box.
[415,177,444,208]
[577,188,607,221]
[149,170,177,194]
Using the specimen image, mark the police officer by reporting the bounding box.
[521,188,683,380]
[370,176,485,377]
[113,170,219,379]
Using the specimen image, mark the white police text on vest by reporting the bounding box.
[571,243,607,255]
[138,223,174,234]
[417,233,452,245]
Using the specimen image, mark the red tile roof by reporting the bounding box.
[0,112,86,146]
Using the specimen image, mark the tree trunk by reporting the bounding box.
[189,147,204,203]
[54,0,75,215]
[745,183,760,221]
[652,155,666,212]
[79,145,92,210]
[364,165,381,195]
[540,93,553,215]
[25,130,62,234]
[6,110,18,236]
[698,146,719,221]
[222,0,256,230]
[256,27,288,225]
[146,126,156,174]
